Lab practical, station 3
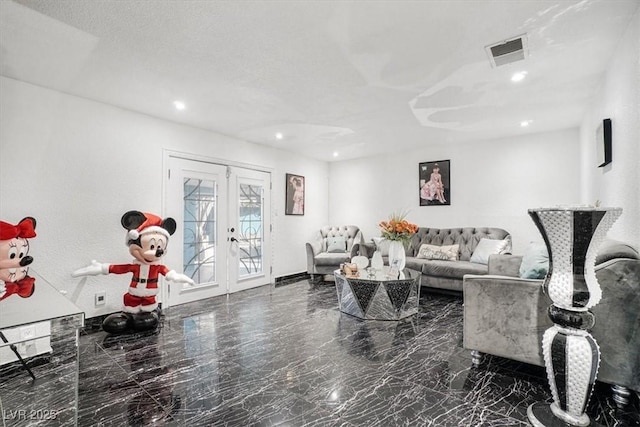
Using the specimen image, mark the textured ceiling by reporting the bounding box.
[1,0,638,161]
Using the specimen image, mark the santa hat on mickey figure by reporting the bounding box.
[123,211,176,245]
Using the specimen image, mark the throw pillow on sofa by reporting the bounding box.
[470,238,510,265]
[416,244,459,261]
[519,241,549,279]
[327,236,347,253]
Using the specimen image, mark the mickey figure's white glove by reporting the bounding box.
[72,260,109,277]
[166,270,195,286]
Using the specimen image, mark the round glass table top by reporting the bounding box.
[335,266,419,282]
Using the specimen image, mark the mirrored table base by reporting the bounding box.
[334,268,420,320]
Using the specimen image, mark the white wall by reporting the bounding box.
[6,4,637,319]
[329,129,581,254]
[0,77,329,318]
[579,8,639,247]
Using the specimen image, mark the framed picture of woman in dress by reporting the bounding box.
[285,173,305,215]
[419,160,450,206]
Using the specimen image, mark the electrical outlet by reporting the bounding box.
[95,291,106,306]
[20,325,35,340]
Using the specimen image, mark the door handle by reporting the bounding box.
[230,237,238,242]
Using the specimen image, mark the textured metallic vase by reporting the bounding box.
[527,207,621,427]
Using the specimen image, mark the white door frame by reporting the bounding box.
[161,150,274,307]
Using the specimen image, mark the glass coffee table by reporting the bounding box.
[334,267,421,320]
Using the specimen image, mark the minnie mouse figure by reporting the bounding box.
[72,211,194,334]
[0,217,37,302]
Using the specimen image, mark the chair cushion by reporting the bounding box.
[470,238,510,265]
[314,252,351,266]
[420,259,488,279]
[404,257,428,272]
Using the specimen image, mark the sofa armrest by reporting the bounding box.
[463,274,549,366]
[350,244,360,259]
[591,258,640,388]
[352,242,375,258]
[488,254,523,277]
[306,236,323,275]
[305,243,316,275]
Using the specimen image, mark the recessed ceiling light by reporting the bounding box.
[520,120,531,127]
[173,101,186,111]
[511,71,528,82]
[275,132,283,140]
[333,152,339,157]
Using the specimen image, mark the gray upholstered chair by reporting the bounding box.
[463,239,640,408]
[306,225,363,281]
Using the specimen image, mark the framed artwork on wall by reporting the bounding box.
[285,173,305,215]
[419,160,450,206]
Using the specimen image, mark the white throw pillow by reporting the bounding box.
[327,236,347,253]
[416,244,459,261]
[470,238,509,265]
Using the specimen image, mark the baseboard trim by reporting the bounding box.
[85,275,312,330]
[275,272,310,287]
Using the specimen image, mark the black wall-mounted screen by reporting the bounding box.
[596,118,612,168]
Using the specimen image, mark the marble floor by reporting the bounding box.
[75,280,639,427]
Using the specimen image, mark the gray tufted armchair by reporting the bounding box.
[306,225,363,281]
[463,239,640,408]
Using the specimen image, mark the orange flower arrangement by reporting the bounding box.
[379,211,419,245]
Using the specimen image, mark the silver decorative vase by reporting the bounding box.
[527,207,621,426]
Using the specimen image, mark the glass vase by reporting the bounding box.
[388,240,406,270]
[371,251,384,270]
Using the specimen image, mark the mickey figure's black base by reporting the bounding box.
[528,402,602,427]
[102,311,159,334]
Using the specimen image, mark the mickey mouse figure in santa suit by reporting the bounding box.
[72,211,194,334]
[0,217,37,302]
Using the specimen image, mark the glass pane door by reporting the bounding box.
[228,167,272,293]
[164,156,272,307]
[183,178,217,284]
[165,158,228,306]
[238,182,263,277]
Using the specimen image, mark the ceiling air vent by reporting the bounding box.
[486,34,528,67]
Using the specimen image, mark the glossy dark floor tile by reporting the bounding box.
[77,281,640,426]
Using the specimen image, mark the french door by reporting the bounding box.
[164,155,272,307]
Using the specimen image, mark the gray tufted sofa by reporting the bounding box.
[463,239,640,408]
[359,227,512,292]
[306,225,363,281]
